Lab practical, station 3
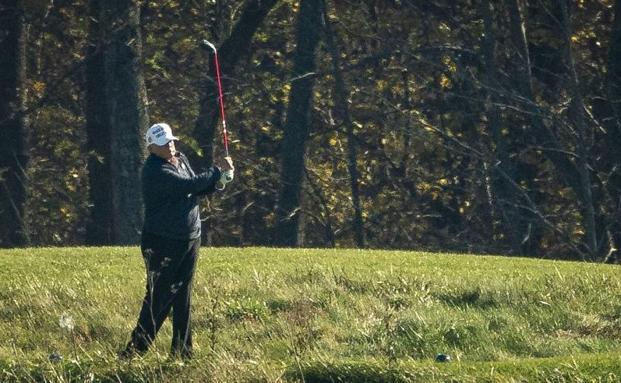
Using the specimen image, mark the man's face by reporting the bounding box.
[150,140,176,160]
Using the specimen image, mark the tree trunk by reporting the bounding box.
[0,0,30,247]
[86,0,148,245]
[505,0,590,257]
[85,0,113,245]
[193,0,277,245]
[604,0,621,263]
[194,0,278,169]
[322,0,365,248]
[479,0,525,254]
[558,0,598,258]
[275,0,323,247]
[608,0,621,134]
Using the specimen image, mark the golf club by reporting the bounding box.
[202,39,230,158]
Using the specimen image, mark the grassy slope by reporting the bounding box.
[0,247,620,382]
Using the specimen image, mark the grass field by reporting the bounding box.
[0,247,620,382]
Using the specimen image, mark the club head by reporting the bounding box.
[435,353,451,363]
[202,39,217,53]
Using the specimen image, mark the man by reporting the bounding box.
[121,122,234,359]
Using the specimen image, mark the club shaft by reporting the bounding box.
[213,51,229,157]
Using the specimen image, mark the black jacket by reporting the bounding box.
[141,152,221,240]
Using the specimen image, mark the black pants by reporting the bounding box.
[126,233,200,357]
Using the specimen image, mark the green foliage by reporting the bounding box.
[1,247,620,381]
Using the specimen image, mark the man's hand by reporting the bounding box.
[218,156,235,187]
[221,156,234,171]
[222,169,234,183]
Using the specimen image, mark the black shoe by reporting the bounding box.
[118,344,146,361]
[117,348,135,361]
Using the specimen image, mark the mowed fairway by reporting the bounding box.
[0,247,620,382]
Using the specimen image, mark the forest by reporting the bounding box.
[1,0,620,262]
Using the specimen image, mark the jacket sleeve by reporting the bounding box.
[152,164,221,197]
[194,166,222,197]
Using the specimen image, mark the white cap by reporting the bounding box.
[145,123,178,146]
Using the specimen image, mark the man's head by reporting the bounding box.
[146,123,178,160]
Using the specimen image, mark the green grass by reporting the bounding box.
[0,247,620,382]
